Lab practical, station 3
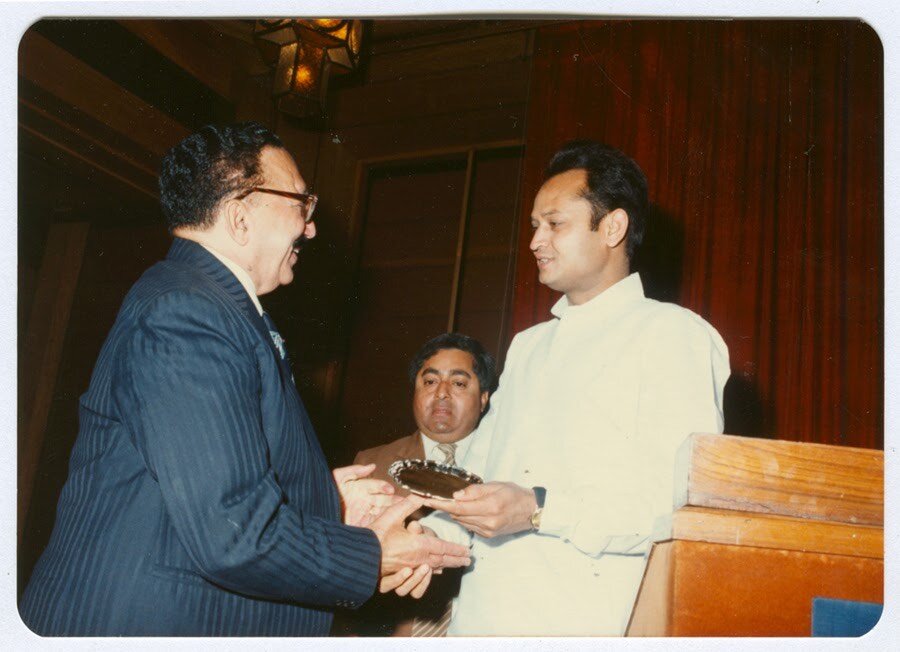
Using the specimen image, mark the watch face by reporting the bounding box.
[388,458,483,500]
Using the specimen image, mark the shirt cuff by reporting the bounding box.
[535,487,578,541]
[536,487,653,556]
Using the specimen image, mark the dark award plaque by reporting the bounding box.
[388,458,483,500]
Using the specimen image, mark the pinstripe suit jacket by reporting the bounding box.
[20,238,381,636]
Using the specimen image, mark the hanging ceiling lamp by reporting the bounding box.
[253,18,365,119]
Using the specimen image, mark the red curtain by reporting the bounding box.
[512,21,883,449]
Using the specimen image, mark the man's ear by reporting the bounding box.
[604,208,629,249]
[223,198,251,246]
[479,391,489,413]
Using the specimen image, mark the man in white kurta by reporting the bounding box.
[421,141,730,635]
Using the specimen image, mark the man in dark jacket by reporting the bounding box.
[19,122,469,636]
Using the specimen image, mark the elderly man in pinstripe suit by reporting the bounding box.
[19,122,469,636]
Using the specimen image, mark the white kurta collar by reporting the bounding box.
[550,272,645,320]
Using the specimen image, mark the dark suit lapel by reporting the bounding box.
[165,238,290,383]
[165,238,335,505]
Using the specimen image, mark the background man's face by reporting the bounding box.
[413,348,488,445]
[246,146,317,295]
[529,168,612,304]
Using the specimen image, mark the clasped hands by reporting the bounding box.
[333,464,470,599]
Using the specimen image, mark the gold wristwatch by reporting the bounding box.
[531,486,546,531]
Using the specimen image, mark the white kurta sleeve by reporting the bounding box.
[538,311,730,556]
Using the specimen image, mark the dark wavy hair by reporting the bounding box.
[408,333,498,395]
[545,140,649,261]
[158,122,284,231]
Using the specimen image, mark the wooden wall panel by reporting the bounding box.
[455,148,523,360]
[19,31,189,160]
[331,107,527,161]
[333,58,529,129]
[366,29,532,82]
[334,144,524,458]
[119,20,235,99]
[288,25,534,462]
[511,21,883,449]
[338,161,467,455]
[17,222,90,546]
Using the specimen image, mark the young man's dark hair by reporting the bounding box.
[408,333,498,394]
[545,140,649,261]
[158,121,284,231]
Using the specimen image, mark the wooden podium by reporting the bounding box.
[626,433,883,636]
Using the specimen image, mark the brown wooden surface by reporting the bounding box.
[675,433,884,526]
[303,28,532,461]
[511,20,883,449]
[663,506,883,559]
[17,222,90,545]
[332,58,530,128]
[334,106,528,161]
[19,30,184,200]
[627,539,883,636]
[626,542,674,637]
[118,20,235,99]
[18,112,158,200]
[20,31,189,159]
[366,29,532,82]
[447,149,476,331]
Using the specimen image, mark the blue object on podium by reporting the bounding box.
[811,597,883,637]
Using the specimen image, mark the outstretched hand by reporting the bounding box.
[333,463,399,527]
[368,496,471,577]
[424,481,536,538]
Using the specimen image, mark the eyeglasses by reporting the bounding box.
[236,187,318,223]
